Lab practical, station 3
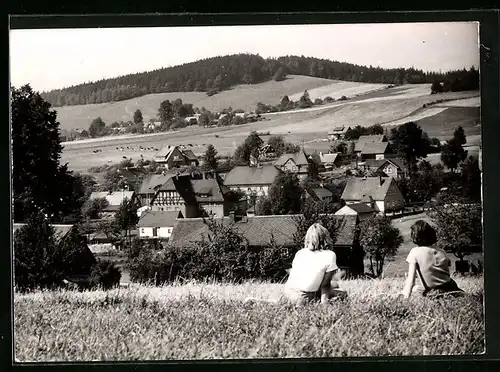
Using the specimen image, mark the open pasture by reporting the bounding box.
[14,275,484,361]
[54,75,336,131]
[288,81,389,101]
[60,87,480,173]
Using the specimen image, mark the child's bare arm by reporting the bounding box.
[319,271,335,304]
[402,262,417,298]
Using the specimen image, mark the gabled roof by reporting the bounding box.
[89,191,135,210]
[379,157,405,170]
[341,177,395,201]
[137,210,182,228]
[354,135,386,152]
[183,149,198,161]
[274,150,310,167]
[339,203,377,215]
[319,153,340,164]
[157,175,197,203]
[328,126,349,135]
[155,145,176,159]
[306,187,334,201]
[224,165,281,186]
[191,179,227,203]
[360,142,389,155]
[170,214,358,248]
[361,159,386,169]
[138,173,173,195]
[13,223,74,242]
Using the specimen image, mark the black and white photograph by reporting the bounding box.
[10,21,484,361]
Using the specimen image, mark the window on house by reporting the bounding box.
[174,156,180,160]
[153,227,158,237]
[141,228,145,234]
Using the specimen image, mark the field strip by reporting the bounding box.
[434,96,480,108]
[381,107,449,127]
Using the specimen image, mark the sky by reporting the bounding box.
[10,22,480,92]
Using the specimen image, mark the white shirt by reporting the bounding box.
[285,248,338,292]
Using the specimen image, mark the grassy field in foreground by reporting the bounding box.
[14,277,484,361]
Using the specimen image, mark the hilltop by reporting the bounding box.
[55,76,390,132]
[41,53,478,108]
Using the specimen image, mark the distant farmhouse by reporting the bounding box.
[137,173,174,206]
[274,150,314,181]
[223,164,282,202]
[341,176,405,214]
[318,152,342,170]
[304,186,335,203]
[259,144,277,159]
[149,174,243,218]
[354,135,390,161]
[359,158,407,179]
[137,210,182,239]
[154,145,199,169]
[328,126,350,141]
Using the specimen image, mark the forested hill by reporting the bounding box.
[40,53,479,107]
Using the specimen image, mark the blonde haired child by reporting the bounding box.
[284,223,348,305]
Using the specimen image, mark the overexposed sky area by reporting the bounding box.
[10,22,479,92]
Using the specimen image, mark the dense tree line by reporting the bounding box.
[40,54,479,107]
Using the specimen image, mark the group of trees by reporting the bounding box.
[233,132,300,165]
[430,67,479,94]
[40,53,479,108]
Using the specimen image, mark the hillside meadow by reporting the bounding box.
[54,75,336,131]
[59,86,480,173]
[14,275,484,361]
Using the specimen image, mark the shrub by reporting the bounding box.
[14,212,97,292]
[89,259,121,290]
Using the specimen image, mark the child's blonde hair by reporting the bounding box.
[304,223,333,251]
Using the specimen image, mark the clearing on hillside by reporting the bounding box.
[54,75,336,131]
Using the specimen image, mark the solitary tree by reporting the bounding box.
[81,197,109,219]
[429,195,482,264]
[441,127,468,173]
[133,109,143,125]
[202,144,219,172]
[298,90,313,109]
[158,100,174,129]
[89,117,106,138]
[389,122,430,175]
[263,172,303,215]
[358,215,404,277]
[115,197,140,248]
[267,135,286,157]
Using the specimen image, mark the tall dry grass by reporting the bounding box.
[14,277,484,361]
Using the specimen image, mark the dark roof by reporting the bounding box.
[138,173,173,195]
[274,150,310,167]
[306,187,333,201]
[328,126,349,134]
[183,149,198,161]
[380,157,405,170]
[361,142,389,155]
[170,214,358,248]
[224,165,281,186]
[191,179,227,203]
[344,203,377,214]
[158,175,197,203]
[341,177,396,201]
[362,159,386,169]
[13,223,74,242]
[354,135,386,152]
[137,210,182,228]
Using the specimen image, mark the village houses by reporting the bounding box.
[340,176,405,214]
[335,203,378,222]
[318,152,342,170]
[359,158,407,179]
[354,135,387,159]
[154,145,199,169]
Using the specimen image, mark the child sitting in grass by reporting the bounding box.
[401,220,463,299]
[283,223,347,305]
